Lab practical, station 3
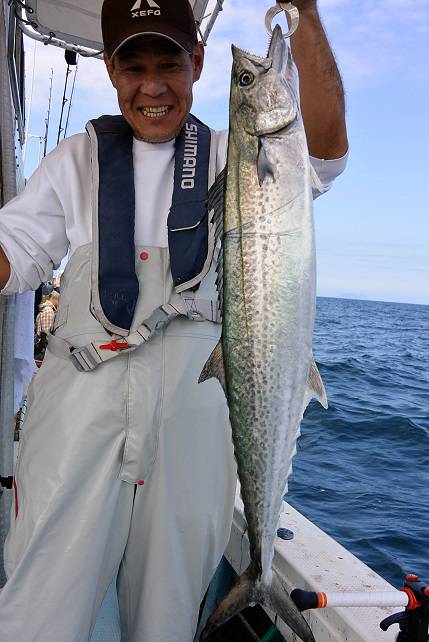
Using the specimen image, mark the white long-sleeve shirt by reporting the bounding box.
[0,129,347,295]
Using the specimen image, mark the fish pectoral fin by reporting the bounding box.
[305,360,328,410]
[198,341,227,398]
[257,138,276,186]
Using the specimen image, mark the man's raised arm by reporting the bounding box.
[0,246,11,291]
[291,0,348,159]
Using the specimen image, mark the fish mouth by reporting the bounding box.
[256,112,298,137]
[262,118,298,138]
[267,24,286,72]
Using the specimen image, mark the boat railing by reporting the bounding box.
[9,0,226,58]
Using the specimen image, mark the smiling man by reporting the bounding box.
[104,35,204,143]
[0,1,347,641]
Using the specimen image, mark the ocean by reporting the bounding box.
[287,296,429,589]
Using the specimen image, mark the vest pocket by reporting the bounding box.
[167,205,209,288]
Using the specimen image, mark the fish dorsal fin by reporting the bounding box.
[304,360,328,411]
[199,341,227,398]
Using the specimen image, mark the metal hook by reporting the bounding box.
[265,2,300,39]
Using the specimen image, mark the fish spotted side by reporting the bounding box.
[199,24,327,642]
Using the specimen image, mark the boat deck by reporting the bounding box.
[91,572,277,642]
[91,584,121,642]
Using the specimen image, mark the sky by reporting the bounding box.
[22,0,429,305]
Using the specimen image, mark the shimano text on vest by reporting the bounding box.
[181,123,198,190]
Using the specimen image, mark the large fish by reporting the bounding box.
[199,24,327,642]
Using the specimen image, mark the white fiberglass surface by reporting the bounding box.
[25,0,104,51]
[25,0,213,52]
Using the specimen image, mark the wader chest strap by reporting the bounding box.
[47,295,221,372]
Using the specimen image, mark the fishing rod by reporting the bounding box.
[43,67,54,157]
[56,50,78,144]
[291,574,429,642]
[22,38,37,165]
[63,54,79,140]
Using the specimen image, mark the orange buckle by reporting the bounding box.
[99,340,130,352]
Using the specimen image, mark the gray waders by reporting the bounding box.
[0,116,236,642]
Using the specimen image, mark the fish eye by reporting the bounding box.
[238,71,255,87]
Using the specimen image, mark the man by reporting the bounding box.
[35,290,60,337]
[0,1,348,640]
[34,290,60,360]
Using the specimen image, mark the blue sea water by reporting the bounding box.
[287,296,429,589]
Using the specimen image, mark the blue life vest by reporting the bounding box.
[87,114,212,333]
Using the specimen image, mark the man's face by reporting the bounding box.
[105,36,204,143]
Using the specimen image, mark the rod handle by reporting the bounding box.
[291,589,410,611]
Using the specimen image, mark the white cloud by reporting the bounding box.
[205,0,429,88]
[319,0,429,83]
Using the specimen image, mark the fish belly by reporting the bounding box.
[223,162,316,577]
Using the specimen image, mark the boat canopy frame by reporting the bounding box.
[5,5,25,144]
[10,0,226,59]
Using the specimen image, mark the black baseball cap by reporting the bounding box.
[102,0,198,59]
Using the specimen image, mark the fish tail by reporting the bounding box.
[199,564,315,642]
[199,565,256,640]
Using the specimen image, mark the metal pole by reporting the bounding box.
[0,0,18,588]
[202,0,225,44]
